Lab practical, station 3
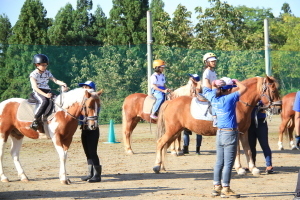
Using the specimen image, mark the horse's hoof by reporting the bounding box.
[237,168,246,176]
[291,146,298,150]
[177,151,184,156]
[153,166,161,174]
[67,179,71,184]
[170,151,178,156]
[126,150,134,155]
[251,168,260,176]
[60,180,70,185]
[1,178,9,182]
[278,147,284,150]
[21,178,29,182]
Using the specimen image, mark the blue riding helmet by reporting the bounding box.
[188,73,200,82]
[78,81,96,90]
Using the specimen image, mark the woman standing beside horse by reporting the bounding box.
[206,77,246,198]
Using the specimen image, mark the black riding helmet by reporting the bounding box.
[33,54,49,64]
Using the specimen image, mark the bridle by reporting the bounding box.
[239,78,281,109]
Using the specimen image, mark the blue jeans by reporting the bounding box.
[183,129,202,147]
[248,118,272,167]
[213,129,238,187]
[152,90,165,114]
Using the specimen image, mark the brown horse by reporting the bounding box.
[122,78,199,154]
[0,88,103,184]
[278,92,297,150]
[153,76,281,175]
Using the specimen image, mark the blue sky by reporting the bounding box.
[1,0,300,26]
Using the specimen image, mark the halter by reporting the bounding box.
[54,91,99,126]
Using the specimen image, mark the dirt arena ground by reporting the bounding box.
[0,115,299,200]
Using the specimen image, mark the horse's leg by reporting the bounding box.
[169,133,183,156]
[10,136,29,182]
[278,118,289,150]
[153,133,173,173]
[239,132,260,176]
[0,136,9,182]
[169,141,177,156]
[52,136,69,184]
[122,109,139,154]
[176,133,183,156]
[234,134,245,175]
[289,118,296,150]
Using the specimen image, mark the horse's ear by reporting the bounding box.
[97,89,103,96]
[84,90,91,98]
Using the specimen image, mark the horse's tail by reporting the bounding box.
[156,101,169,140]
[122,103,127,137]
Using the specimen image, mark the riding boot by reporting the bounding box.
[196,146,200,155]
[183,146,189,154]
[81,164,93,181]
[88,165,101,183]
[30,118,39,131]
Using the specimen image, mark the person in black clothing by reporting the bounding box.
[79,81,101,183]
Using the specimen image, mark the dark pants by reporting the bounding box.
[183,129,202,147]
[33,89,50,119]
[248,118,272,167]
[81,127,100,166]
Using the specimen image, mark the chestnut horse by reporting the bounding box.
[278,92,297,150]
[0,88,103,184]
[122,78,199,154]
[153,76,281,176]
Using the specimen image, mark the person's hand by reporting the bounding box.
[45,93,52,98]
[164,89,171,93]
[61,86,68,92]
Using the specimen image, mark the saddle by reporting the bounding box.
[142,95,156,114]
[190,97,213,121]
[16,93,57,124]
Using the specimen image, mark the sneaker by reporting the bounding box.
[293,192,300,200]
[150,114,158,119]
[30,120,39,131]
[211,185,222,197]
[220,187,240,198]
[265,166,274,174]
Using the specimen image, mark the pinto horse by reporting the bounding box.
[153,76,281,175]
[122,78,199,154]
[0,88,103,184]
[278,92,297,150]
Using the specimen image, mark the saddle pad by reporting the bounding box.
[143,95,156,114]
[17,100,35,122]
[190,97,213,121]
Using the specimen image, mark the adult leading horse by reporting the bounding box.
[0,88,103,184]
[122,78,199,154]
[153,76,281,176]
[278,92,297,150]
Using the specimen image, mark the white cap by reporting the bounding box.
[207,57,217,62]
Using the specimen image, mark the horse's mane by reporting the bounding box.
[55,88,87,109]
[170,80,200,99]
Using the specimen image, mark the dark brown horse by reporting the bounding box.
[0,88,103,184]
[153,76,281,175]
[278,92,297,150]
[122,78,199,154]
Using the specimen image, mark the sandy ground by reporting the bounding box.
[0,115,299,200]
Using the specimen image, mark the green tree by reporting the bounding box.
[89,5,107,46]
[169,4,193,48]
[0,14,12,96]
[150,0,172,46]
[106,0,148,45]
[192,0,247,50]
[281,3,292,15]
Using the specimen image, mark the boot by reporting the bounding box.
[88,165,102,183]
[30,119,39,131]
[183,146,189,154]
[196,146,200,155]
[81,164,93,181]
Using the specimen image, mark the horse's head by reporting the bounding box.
[259,76,282,115]
[81,89,103,130]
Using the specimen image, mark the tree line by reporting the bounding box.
[0,0,299,123]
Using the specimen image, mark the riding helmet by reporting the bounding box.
[33,54,49,64]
